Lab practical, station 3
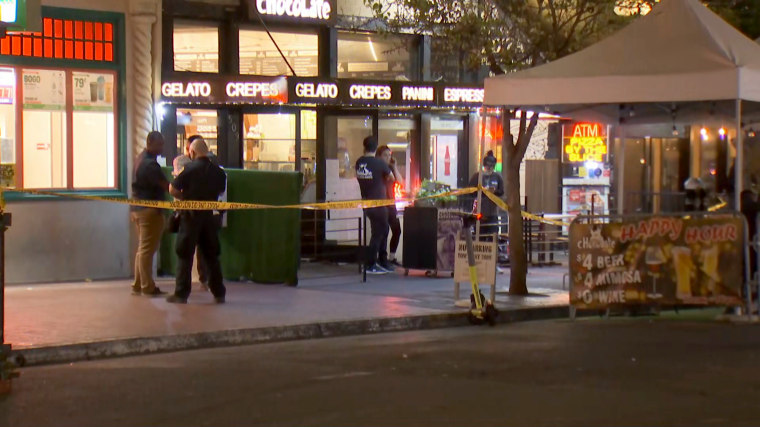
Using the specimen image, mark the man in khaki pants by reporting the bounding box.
[131,131,169,296]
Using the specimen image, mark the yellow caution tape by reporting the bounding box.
[480,187,570,227]
[0,187,477,211]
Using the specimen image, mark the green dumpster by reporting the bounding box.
[158,167,301,285]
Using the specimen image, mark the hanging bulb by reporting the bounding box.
[700,127,708,140]
[718,127,726,138]
[672,125,679,136]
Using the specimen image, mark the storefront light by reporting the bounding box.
[155,102,166,122]
[700,127,708,140]
[718,127,726,138]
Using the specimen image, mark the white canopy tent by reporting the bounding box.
[484,0,760,208]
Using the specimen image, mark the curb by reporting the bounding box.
[15,305,570,366]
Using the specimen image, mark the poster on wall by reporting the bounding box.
[562,186,609,216]
[435,134,457,188]
[22,69,65,110]
[72,72,114,111]
[569,215,744,309]
[436,209,463,271]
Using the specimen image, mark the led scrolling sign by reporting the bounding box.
[161,76,485,108]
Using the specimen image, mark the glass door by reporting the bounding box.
[323,111,378,244]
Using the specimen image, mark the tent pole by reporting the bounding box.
[736,99,743,211]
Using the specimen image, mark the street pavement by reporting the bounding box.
[3,316,758,427]
[4,263,569,365]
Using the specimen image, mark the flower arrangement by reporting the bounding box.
[414,179,459,208]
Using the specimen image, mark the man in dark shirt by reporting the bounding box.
[131,131,169,297]
[166,139,228,304]
[469,150,504,239]
[355,136,393,274]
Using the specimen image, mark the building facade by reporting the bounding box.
[2,0,162,283]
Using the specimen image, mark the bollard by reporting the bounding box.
[0,211,11,356]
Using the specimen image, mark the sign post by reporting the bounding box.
[454,233,497,302]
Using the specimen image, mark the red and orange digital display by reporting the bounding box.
[0,17,115,62]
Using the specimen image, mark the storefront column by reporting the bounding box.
[130,1,159,159]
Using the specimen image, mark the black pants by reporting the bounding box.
[379,207,401,262]
[365,206,389,267]
[175,211,225,299]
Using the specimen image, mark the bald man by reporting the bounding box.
[167,139,227,304]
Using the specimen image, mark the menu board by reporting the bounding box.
[72,72,114,112]
[22,69,65,110]
[569,215,744,309]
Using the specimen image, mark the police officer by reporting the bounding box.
[167,139,227,304]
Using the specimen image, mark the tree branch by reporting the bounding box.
[513,113,540,166]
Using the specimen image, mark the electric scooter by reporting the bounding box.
[458,212,499,326]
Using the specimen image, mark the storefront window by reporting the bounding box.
[239,29,318,77]
[173,22,219,73]
[72,71,116,188]
[430,116,464,188]
[243,113,296,171]
[0,68,15,188]
[337,32,416,80]
[379,116,415,192]
[176,109,218,157]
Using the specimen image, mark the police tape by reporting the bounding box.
[0,187,478,211]
[480,187,571,227]
[0,184,571,226]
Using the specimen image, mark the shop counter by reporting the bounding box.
[158,167,302,285]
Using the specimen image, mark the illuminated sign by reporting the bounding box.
[0,0,41,32]
[295,82,338,99]
[250,0,334,23]
[349,84,391,101]
[564,122,608,163]
[162,82,211,98]
[160,76,287,104]
[442,87,484,104]
[226,81,281,98]
[401,86,434,102]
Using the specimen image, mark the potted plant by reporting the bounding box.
[414,179,459,208]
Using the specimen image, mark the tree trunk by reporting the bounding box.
[505,151,528,295]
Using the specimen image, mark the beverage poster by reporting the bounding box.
[569,215,744,309]
[72,72,114,112]
[435,135,457,189]
[22,69,65,110]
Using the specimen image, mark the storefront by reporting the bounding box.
[160,0,487,257]
[0,2,134,283]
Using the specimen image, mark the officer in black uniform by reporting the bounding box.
[167,139,228,304]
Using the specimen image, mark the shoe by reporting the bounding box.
[379,261,395,272]
[390,259,402,267]
[200,282,210,292]
[166,294,187,304]
[131,288,142,296]
[366,264,390,275]
[142,287,167,297]
[214,296,225,304]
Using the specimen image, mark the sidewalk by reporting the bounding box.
[5,263,569,365]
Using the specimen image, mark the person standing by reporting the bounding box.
[376,145,402,269]
[469,150,504,239]
[166,139,227,304]
[173,134,216,291]
[131,131,169,297]
[356,136,393,275]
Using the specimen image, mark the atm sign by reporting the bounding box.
[564,122,607,163]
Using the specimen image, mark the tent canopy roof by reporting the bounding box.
[484,0,760,107]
